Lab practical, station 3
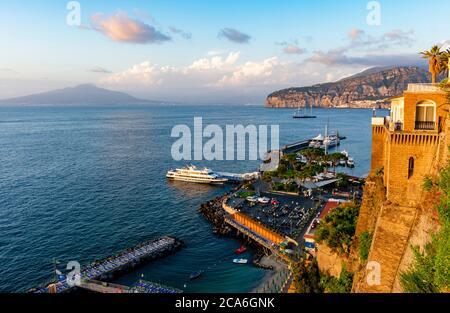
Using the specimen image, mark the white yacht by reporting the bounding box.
[166,165,228,184]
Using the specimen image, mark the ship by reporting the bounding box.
[293,104,317,119]
[166,166,228,185]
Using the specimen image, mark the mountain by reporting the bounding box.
[0,84,157,106]
[266,66,432,109]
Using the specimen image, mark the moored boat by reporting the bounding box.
[233,259,248,264]
[166,165,228,185]
[235,246,247,254]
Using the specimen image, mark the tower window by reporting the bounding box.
[408,157,414,179]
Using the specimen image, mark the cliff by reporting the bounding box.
[266,66,431,109]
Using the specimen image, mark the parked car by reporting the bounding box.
[258,197,270,204]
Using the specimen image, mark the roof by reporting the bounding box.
[319,200,340,219]
[299,178,338,190]
[387,96,404,101]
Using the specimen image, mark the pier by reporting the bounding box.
[32,236,183,293]
[282,139,311,154]
[282,136,347,154]
[223,199,296,263]
[217,171,260,182]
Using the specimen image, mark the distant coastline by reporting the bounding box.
[265,66,430,110]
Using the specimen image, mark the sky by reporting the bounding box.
[0,0,449,104]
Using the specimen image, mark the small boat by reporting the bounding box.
[293,104,317,119]
[235,246,247,254]
[189,271,203,280]
[233,259,248,264]
[347,158,355,168]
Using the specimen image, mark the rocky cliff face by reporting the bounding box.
[266,66,431,109]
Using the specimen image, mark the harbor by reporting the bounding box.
[0,105,375,293]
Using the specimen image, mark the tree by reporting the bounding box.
[316,202,360,254]
[441,49,450,77]
[420,45,444,84]
[320,266,354,293]
[292,260,323,293]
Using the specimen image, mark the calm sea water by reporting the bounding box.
[0,105,382,292]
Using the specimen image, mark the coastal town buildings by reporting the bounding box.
[354,80,449,292]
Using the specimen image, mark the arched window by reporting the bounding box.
[415,100,436,130]
[408,157,414,179]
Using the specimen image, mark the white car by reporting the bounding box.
[258,197,270,204]
[246,196,259,203]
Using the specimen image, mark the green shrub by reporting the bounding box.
[423,176,433,191]
[400,163,450,293]
[320,266,354,293]
[292,260,323,293]
[316,202,360,254]
[236,191,256,198]
[359,231,373,262]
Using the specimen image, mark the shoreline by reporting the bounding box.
[251,255,287,293]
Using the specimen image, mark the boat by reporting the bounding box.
[296,154,308,164]
[233,259,248,264]
[166,165,228,184]
[235,246,247,254]
[293,104,317,119]
[189,271,203,280]
[322,134,340,149]
[347,157,355,168]
[309,134,324,148]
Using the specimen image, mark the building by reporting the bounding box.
[371,83,449,206]
[355,78,449,292]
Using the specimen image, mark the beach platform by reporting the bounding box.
[31,236,183,293]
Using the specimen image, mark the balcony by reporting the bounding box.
[372,116,404,131]
[415,121,435,130]
[407,84,443,93]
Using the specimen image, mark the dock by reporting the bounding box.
[32,236,183,293]
[282,139,311,154]
[282,135,347,154]
[217,171,260,182]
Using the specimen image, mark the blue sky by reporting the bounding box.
[0,0,449,103]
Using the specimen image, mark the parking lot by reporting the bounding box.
[228,192,318,238]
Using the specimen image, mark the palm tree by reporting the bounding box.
[441,49,450,77]
[420,45,444,84]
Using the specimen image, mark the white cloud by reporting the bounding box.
[217,57,279,86]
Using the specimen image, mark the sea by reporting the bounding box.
[0,104,384,292]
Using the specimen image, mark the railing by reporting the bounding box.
[407,84,442,93]
[415,121,435,130]
[371,117,385,126]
